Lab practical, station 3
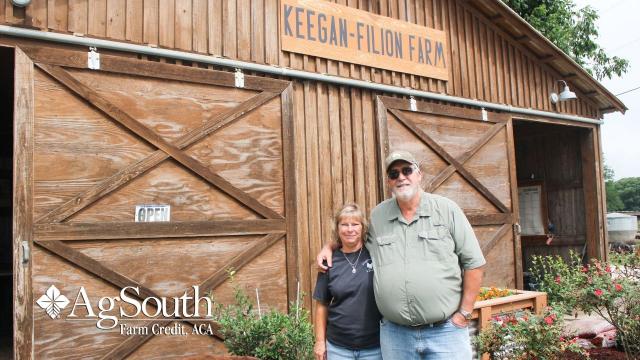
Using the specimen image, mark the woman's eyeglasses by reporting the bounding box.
[387,166,416,180]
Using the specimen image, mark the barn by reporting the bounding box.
[0,0,625,358]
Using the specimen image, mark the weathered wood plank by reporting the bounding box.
[46,0,68,31]
[380,96,509,123]
[264,0,278,64]
[375,97,390,200]
[292,81,311,312]
[87,0,107,37]
[251,0,265,63]
[350,88,366,207]
[106,0,125,40]
[143,0,159,45]
[389,109,510,213]
[26,0,47,28]
[208,0,222,55]
[158,0,175,48]
[174,0,192,51]
[505,118,522,289]
[37,64,283,220]
[317,82,333,249]
[34,220,286,241]
[223,0,237,58]
[35,88,280,224]
[13,47,35,360]
[426,122,506,192]
[481,223,511,255]
[468,213,513,226]
[68,0,87,34]
[101,232,284,358]
[192,0,208,53]
[125,0,143,43]
[329,85,344,212]
[236,0,250,60]
[22,45,289,92]
[280,85,299,306]
[581,128,599,260]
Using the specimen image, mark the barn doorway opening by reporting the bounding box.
[513,120,599,289]
[0,46,15,358]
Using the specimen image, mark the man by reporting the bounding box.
[317,150,485,359]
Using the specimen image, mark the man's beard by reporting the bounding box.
[392,183,419,201]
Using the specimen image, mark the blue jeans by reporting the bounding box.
[326,340,383,360]
[379,318,472,360]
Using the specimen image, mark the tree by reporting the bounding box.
[616,177,640,211]
[604,164,624,212]
[503,0,629,80]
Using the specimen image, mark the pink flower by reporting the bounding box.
[594,289,603,297]
[605,265,612,273]
[555,276,561,284]
[544,316,554,325]
[581,266,589,273]
[559,336,565,342]
[615,284,623,292]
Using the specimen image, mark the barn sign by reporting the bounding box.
[280,0,449,80]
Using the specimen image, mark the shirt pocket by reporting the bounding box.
[418,226,455,261]
[374,234,398,267]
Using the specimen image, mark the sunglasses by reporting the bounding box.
[387,165,416,180]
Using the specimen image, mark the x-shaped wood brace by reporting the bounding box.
[31,64,290,358]
[387,108,512,254]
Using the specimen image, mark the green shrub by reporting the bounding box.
[214,286,314,360]
[529,251,583,314]
[528,251,640,357]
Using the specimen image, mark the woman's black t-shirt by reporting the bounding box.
[313,247,381,349]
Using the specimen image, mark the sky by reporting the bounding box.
[573,0,640,180]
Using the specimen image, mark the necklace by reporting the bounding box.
[342,247,363,274]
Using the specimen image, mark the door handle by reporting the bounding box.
[22,241,30,263]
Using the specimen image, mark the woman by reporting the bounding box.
[313,204,382,360]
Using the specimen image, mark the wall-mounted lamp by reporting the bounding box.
[550,80,577,104]
[11,0,31,6]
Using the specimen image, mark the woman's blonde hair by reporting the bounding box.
[333,203,368,246]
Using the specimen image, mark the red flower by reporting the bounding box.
[615,283,623,292]
[559,336,565,342]
[581,265,589,273]
[544,316,554,325]
[605,265,612,273]
[594,289,603,297]
[555,276,561,284]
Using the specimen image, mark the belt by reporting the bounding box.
[410,317,449,329]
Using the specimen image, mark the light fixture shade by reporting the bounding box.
[11,0,31,6]
[559,84,577,101]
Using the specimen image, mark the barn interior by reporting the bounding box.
[513,119,600,287]
[0,46,14,358]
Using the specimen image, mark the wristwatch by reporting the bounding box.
[458,309,472,321]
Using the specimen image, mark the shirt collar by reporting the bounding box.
[387,191,432,220]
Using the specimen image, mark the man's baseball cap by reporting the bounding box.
[385,150,418,171]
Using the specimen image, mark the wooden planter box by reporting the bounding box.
[469,290,548,360]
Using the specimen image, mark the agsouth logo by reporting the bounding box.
[36,285,70,319]
[35,284,216,336]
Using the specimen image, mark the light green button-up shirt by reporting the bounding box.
[366,191,486,326]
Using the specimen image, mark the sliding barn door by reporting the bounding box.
[15,44,297,359]
[376,96,521,289]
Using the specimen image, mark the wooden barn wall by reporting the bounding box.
[0,0,601,119]
[291,78,383,314]
[514,122,587,272]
